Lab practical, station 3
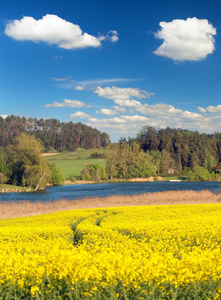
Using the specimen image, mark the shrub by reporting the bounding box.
[89,152,105,159]
[80,164,106,182]
[49,163,63,185]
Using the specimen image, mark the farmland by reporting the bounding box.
[1,202,221,299]
[44,149,106,180]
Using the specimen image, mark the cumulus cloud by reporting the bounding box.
[94,86,154,101]
[154,17,216,61]
[114,99,142,108]
[96,108,118,116]
[70,111,90,118]
[181,111,203,119]
[134,103,204,122]
[0,115,8,119]
[206,105,221,113]
[197,104,221,113]
[113,106,127,113]
[88,115,150,125]
[45,99,90,108]
[198,106,207,113]
[5,14,118,50]
[86,115,159,138]
[136,103,182,116]
[98,30,119,42]
[74,85,86,91]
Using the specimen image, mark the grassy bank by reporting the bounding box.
[0,184,32,193]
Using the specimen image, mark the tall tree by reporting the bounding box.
[105,144,119,180]
[8,134,50,190]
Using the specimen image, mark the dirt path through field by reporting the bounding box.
[41,153,60,157]
[0,190,221,219]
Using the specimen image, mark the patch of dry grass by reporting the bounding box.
[0,190,221,220]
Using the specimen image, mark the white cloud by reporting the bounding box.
[75,78,138,86]
[55,78,139,90]
[5,14,118,50]
[86,115,159,138]
[114,99,142,108]
[197,104,221,113]
[88,115,151,126]
[122,115,150,122]
[70,111,90,118]
[74,85,86,91]
[154,17,216,61]
[96,108,118,116]
[98,30,119,43]
[136,103,182,116]
[181,111,203,119]
[206,105,221,112]
[51,76,72,82]
[198,106,207,113]
[45,99,90,108]
[54,55,63,59]
[89,117,127,124]
[0,115,8,119]
[113,106,127,113]
[94,86,154,101]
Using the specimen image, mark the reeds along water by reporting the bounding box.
[0,190,219,219]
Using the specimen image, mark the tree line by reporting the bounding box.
[134,126,221,172]
[0,115,110,151]
[81,126,221,182]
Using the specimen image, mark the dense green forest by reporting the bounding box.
[80,126,221,182]
[102,125,221,181]
[0,115,110,151]
[134,126,221,172]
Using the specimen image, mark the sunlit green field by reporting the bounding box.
[44,149,106,179]
[0,184,30,192]
[1,204,221,299]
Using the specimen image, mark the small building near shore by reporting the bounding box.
[168,168,175,174]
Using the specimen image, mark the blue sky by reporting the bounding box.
[1,0,221,141]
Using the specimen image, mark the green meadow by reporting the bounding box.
[44,149,106,180]
[44,148,187,182]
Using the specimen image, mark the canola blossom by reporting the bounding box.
[1,204,221,299]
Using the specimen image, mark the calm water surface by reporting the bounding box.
[0,181,220,202]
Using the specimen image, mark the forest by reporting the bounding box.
[103,125,221,181]
[134,125,221,172]
[80,126,221,182]
[0,115,110,151]
[1,115,221,186]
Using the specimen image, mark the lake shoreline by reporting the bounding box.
[0,190,220,219]
[1,176,220,194]
[0,176,168,193]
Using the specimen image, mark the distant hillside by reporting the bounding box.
[0,115,110,151]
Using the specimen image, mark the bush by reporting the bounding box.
[68,175,76,182]
[80,164,106,182]
[89,152,105,159]
[49,163,63,186]
[185,166,212,181]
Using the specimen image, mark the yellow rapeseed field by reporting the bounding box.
[1,204,221,299]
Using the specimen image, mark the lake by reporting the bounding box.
[0,181,220,202]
